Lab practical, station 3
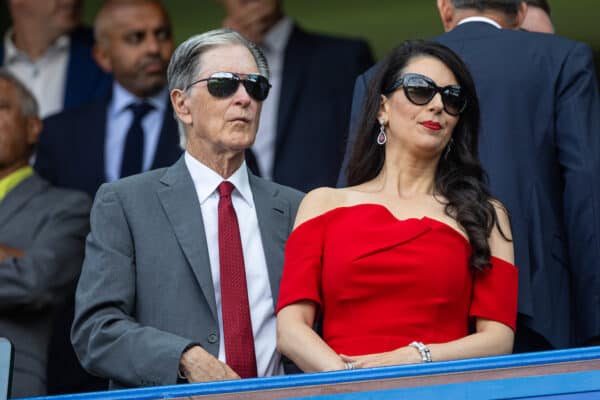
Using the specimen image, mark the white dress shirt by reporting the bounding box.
[3,29,69,118]
[251,17,294,180]
[104,82,168,182]
[458,16,502,29]
[184,152,283,377]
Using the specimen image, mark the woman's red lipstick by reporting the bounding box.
[420,121,442,131]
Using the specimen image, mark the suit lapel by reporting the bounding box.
[275,25,312,159]
[0,175,46,227]
[156,157,218,320]
[249,173,290,307]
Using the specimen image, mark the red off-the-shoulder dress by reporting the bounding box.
[276,204,518,356]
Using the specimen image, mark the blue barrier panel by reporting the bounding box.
[290,370,600,400]
[22,346,600,400]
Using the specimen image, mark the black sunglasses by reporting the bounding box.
[389,73,467,116]
[186,71,271,101]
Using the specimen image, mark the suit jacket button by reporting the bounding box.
[208,333,218,344]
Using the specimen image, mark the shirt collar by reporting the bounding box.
[261,16,293,54]
[0,166,33,202]
[3,28,70,63]
[110,81,168,118]
[184,152,253,207]
[457,16,502,29]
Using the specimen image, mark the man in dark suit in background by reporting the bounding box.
[1,0,111,118]
[35,0,181,198]
[220,0,373,192]
[71,28,303,388]
[0,69,90,398]
[338,0,600,351]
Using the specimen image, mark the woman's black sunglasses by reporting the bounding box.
[186,71,271,101]
[389,73,467,116]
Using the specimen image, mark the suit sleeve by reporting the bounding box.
[555,42,600,344]
[336,72,370,187]
[71,184,194,387]
[0,191,91,311]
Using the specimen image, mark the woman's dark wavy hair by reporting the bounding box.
[347,40,505,271]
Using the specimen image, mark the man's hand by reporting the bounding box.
[0,244,24,262]
[179,345,241,382]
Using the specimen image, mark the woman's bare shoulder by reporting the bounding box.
[293,187,351,228]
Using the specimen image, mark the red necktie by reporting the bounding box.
[217,181,258,378]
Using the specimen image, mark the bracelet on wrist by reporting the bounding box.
[409,341,432,363]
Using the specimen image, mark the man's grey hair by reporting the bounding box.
[451,0,523,16]
[0,68,39,117]
[167,28,270,93]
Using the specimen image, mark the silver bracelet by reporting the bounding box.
[344,361,356,370]
[409,341,432,363]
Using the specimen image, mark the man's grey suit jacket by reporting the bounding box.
[71,156,304,389]
[0,174,91,398]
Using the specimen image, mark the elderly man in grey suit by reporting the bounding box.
[71,28,304,388]
[0,69,91,398]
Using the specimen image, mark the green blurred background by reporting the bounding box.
[1,1,599,67]
[83,0,599,60]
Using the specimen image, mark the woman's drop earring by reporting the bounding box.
[377,120,387,145]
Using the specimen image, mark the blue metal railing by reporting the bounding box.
[22,346,600,400]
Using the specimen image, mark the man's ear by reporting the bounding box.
[170,89,193,125]
[93,42,113,73]
[26,116,42,146]
[437,0,455,32]
[515,2,528,29]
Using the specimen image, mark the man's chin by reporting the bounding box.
[229,132,257,150]
[133,79,168,98]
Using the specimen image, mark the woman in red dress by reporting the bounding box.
[276,40,517,372]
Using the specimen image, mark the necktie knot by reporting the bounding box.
[218,181,235,198]
[128,102,154,120]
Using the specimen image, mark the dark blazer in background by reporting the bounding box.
[0,174,90,398]
[338,23,600,349]
[71,157,303,389]
[254,25,372,193]
[0,27,112,112]
[34,94,182,197]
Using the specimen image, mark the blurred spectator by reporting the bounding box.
[34,0,182,197]
[220,0,373,192]
[0,68,91,398]
[522,0,554,33]
[0,0,111,118]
